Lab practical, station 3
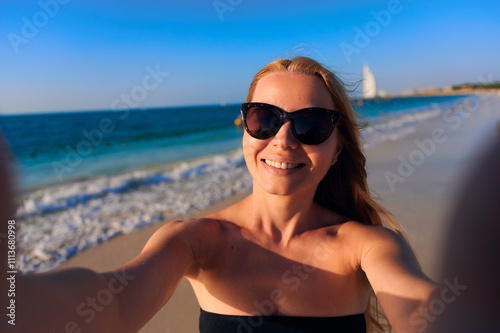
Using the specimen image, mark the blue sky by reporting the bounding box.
[1,0,499,114]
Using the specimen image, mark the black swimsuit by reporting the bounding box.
[199,308,366,333]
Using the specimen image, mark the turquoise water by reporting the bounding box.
[1,104,244,189]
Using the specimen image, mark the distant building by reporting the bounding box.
[363,63,377,98]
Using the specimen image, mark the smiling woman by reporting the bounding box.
[16,57,437,333]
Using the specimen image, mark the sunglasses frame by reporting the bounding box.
[240,102,340,145]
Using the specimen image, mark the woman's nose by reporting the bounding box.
[271,121,299,149]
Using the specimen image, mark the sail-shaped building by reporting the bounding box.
[363,64,377,99]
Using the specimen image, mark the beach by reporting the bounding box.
[48,94,499,332]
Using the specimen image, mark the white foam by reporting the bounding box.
[18,150,253,273]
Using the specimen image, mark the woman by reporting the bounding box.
[18,57,437,333]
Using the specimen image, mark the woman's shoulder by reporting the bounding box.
[152,196,252,252]
[325,220,406,251]
[336,220,400,237]
[144,218,239,275]
[152,217,238,245]
[336,221,414,267]
[314,221,409,271]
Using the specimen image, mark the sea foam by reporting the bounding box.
[18,151,252,272]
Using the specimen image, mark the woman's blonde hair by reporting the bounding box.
[246,56,405,332]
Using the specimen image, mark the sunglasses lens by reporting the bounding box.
[293,110,333,145]
[245,105,281,139]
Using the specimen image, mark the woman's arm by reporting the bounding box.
[358,225,438,332]
[108,219,198,331]
[18,268,124,332]
[18,219,199,333]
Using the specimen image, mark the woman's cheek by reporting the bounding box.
[242,135,259,173]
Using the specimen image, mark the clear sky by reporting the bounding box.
[1,0,499,114]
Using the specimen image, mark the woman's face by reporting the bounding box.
[243,72,342,197]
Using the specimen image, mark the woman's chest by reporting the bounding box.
[190,232,369,316]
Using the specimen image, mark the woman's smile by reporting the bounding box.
[261,158,306,176]
[263,159,305,170]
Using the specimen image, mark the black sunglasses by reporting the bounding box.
[241,103,340,145]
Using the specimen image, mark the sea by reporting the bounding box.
[0,94,476,272]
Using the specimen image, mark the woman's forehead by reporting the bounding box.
[252,72,335,111]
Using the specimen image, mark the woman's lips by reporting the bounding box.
[261,159,306,176]
[263,159,305,170]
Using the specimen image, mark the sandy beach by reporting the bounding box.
[59,94,499,333]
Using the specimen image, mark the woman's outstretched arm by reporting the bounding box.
[18,267,125,332]
[355,224,439,332]
[18,219,199,333]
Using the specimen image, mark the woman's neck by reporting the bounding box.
[244,186,321,246]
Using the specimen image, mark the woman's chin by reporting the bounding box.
[256,181,311,198]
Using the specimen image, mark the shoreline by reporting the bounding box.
[399,89,500,98]
[54,94,499,332]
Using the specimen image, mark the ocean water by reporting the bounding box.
[0,94,476,272]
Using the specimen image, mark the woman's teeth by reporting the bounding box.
[264,159,302,170]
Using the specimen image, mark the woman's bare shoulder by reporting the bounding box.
[148,217,237,247]
[154,195,250,249]
[328,221,407,254]
[336,221,419,272]
[138,217,239,276]
[336,220,401,239]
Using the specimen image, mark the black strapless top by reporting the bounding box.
[199,308,366,333]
